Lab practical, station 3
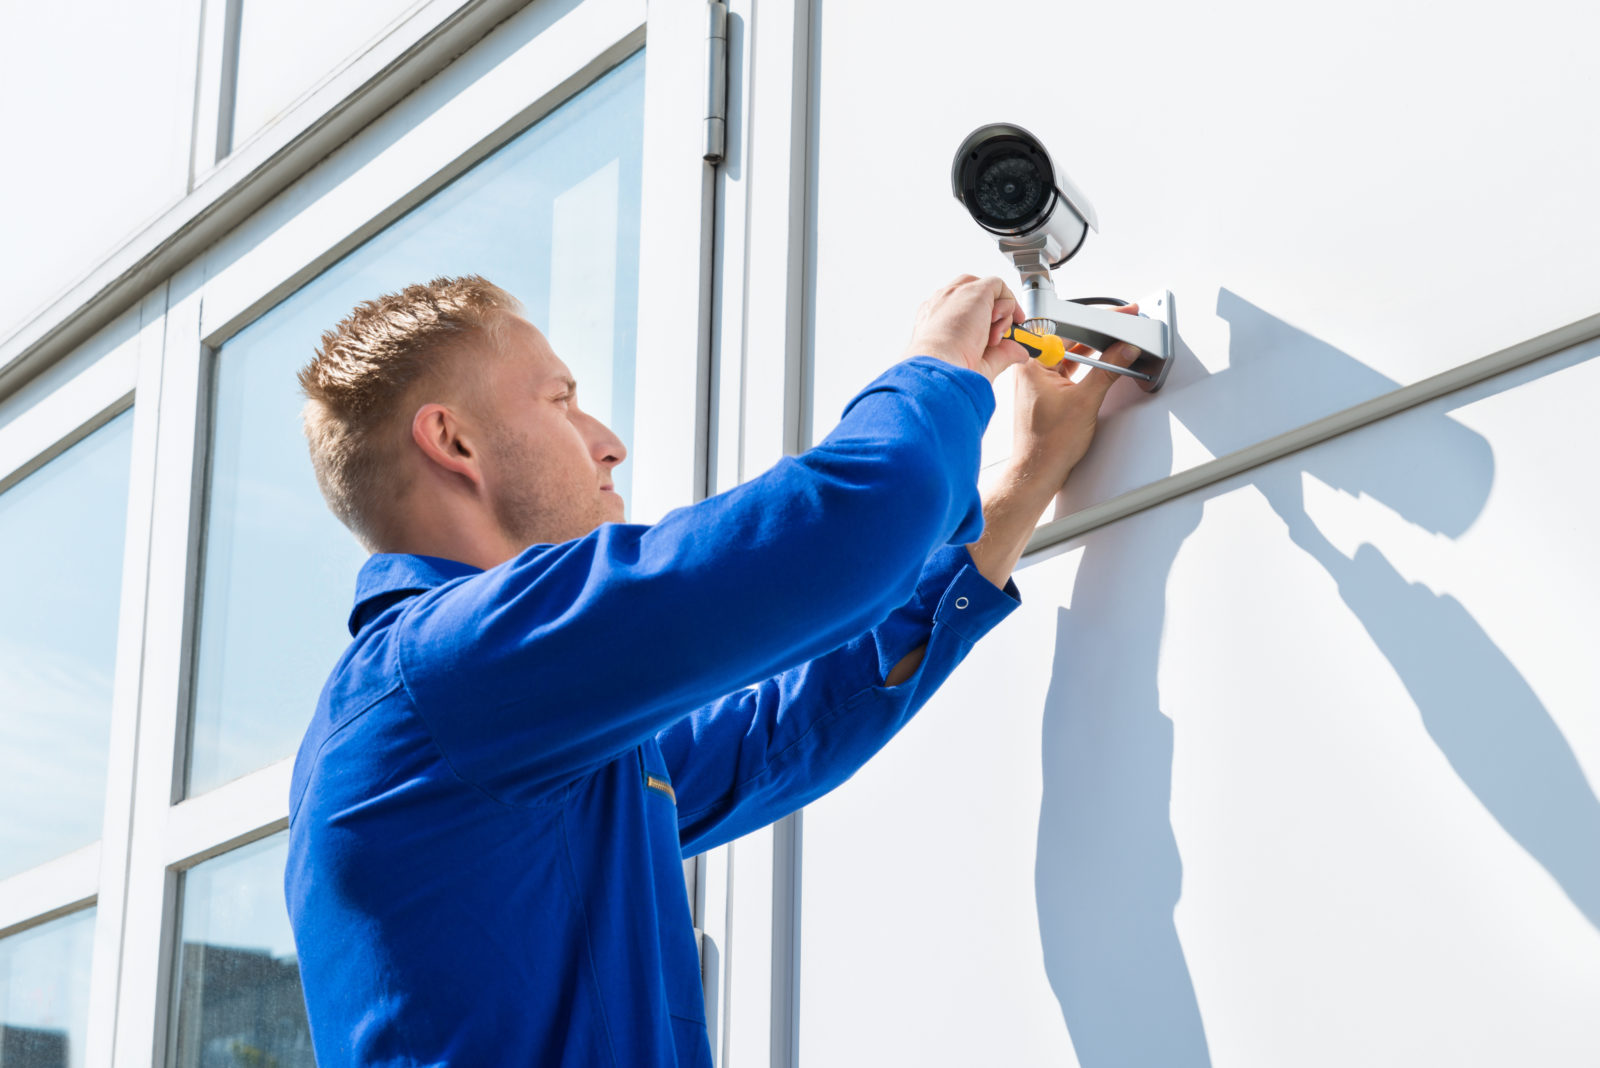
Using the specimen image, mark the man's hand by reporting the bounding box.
[961,304,1142,592]
[1008,303,1142,493]
[904,275,1030,383]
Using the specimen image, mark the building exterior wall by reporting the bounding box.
[0,1,1594,1066]
[796,1,1600,1065]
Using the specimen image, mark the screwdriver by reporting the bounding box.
[1002,323,1152,380]
[1002,323,1070,368]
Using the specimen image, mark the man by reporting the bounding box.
[285,272,1136,1065]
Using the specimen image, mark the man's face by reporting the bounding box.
[473,315,627,548]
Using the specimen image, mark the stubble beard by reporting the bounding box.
[488,423,601,550]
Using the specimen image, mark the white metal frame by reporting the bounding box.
[0,0,536,401]
[0,287,165,1068]
[190,0,443,176]
[0,323,141,497]
[1,1,718,1065]
[121,1,711,1062]
[697,1,815,1065]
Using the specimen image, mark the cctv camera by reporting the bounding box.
[951,122,1177,392]
[950,123,1098,270]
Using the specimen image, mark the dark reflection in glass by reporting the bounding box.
[170,834,313,1068]
[0,410,133,879]
[188,50,646,796]
[0,907,96,1068]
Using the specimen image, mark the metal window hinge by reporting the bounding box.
[704,0,729,164]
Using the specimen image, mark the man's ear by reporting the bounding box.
[411,402,484,489]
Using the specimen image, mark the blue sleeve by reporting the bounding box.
[394,357,995,801]
[658,543,1020,856]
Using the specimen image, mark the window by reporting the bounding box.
[169,835,309,1068]
[0,2,192,340]
[223,0,423,156]
[0,907,97,1068]
[187,50,646,796]
[1,4,712,1064]
[0,410,134,879]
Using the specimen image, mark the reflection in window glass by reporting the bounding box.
[226,0,420,155]
[0,907,96,1068]
[188,52,645,795]
[0,411,133,879]
[170,835,311,1068]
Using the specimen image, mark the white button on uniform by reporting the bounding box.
[955,596,969,609]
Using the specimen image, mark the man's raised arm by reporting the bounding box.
[391,278,1031,800]
[658,306,1146,852]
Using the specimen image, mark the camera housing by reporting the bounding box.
[951,123,1098,270]
[951,122,1176,393]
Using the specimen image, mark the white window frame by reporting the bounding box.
[0,0,812,1061]
[0,3,711,1066]
[2,0,558,407]
[693,1,815,1065]
[0,287,167,1068]
[0,0,726,1062]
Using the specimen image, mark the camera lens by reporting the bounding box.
[958,135,1057,235]
[974,153,1046,224]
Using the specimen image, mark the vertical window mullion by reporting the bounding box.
[189,0,240,187]
[111,267,211,1068]
[83,285,171,1068]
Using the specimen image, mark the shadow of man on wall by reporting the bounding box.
[1035,288,1600,1067]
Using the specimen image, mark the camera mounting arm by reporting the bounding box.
[1004,240,1176,392]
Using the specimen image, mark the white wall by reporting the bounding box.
[805,0,1600,510]
[796,0,1600,1063]
[800,338,1600,1066]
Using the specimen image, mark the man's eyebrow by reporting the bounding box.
[552,376,577,394]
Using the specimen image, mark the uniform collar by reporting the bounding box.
[348,553,484,636]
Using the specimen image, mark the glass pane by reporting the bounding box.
[227,0,421,154]
[0,412,134,879]
[0,0,192,340]
[188,51,645,795]
[0,907,96,1068]
[170,835,312,1068]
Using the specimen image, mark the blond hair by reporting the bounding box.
[297,274,523,550]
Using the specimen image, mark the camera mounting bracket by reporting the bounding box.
[1004,243,1176,393]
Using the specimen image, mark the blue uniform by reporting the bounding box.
[285,357,1022,1065]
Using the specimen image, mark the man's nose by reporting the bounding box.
[590,417,626,465]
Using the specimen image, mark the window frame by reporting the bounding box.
[0,287,167,1068]
[1,0,540,406]
[101,2,714,1065]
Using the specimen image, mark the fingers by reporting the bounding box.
[910,273,1028,379]
[979,338,1030,379]
[958,275,1025,364]
[1066,303,1141,395]
[1081,315,1142,398]
[988,316,1008,350]
[987,295,1020,348]
[985,276,1023,349]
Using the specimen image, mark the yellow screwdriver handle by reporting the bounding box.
[1004,324,1068,368]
